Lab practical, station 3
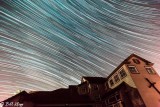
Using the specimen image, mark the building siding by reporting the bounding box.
[108,65,136,89]
[126,56,160,107]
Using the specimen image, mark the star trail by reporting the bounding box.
[0,0,160,101]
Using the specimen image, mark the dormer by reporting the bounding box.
[81,77,106,90]
[79,77,107,101]
[77,82,89,95]
[82,76,106,82]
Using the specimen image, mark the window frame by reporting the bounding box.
[119,68,127,79]
[114,103,120,107]
[107,93,121,104]
[114,74,120,83]
[132,59,140,64]
[95,95,101,101]
[108,96,117,103]
[105,99,108,105]
[128,65,139,74]
[93,85,99,91]
[109,79,114,87]
[145,67,156,74]
[115,94,121,101]
[82,87,86,93]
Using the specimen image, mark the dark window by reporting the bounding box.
[109,79,114,86]
[119,69,127,79]
[108,96,116,103]
[145,67,155,74]
[133,59,140,64]
[107,94,121,105]
[105,99,108,105]
[115,94,120,100]
[82,88,86,92]
[128,66,139,73]
[93,85,98,90]
[95,95,101,101]
[114,74,120,83]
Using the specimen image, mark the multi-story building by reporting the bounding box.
[103,54,160,107]
[1,54,160,107]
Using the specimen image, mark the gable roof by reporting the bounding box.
[106,53,153,79]
[82,77,107,84]
[129,54,153,65]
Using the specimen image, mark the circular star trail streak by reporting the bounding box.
[0,0,160,101]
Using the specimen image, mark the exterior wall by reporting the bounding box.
[104,91,122,107]
[89,84,99,100]
[23,101,34,107]
[87,83,106,101]
[97,84,106,96]
[126,56,160,107]
[104,85,145,107]
[78,83,89,95]
[107,65,136,89]
[34,103,94,107]
[121,85,145,107]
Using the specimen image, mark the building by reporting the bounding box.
[103,54,160,107]
[1,86,94,107]
[78,77,107,107]
[1,54,160,107]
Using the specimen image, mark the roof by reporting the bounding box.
[130,54,153,64]
[2,86,93,104]
[82,77,107,84]
[2,91,28,102]
[106,53,153,79]
[25,87,93,104]
[78,81,88,86]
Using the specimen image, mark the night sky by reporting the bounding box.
[0,0,160,101]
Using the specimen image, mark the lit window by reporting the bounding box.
[114,74,120,83]
[109,79,114,86]
[128,66,139,73]
[119,69,127,79]
[145,67,155,74]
